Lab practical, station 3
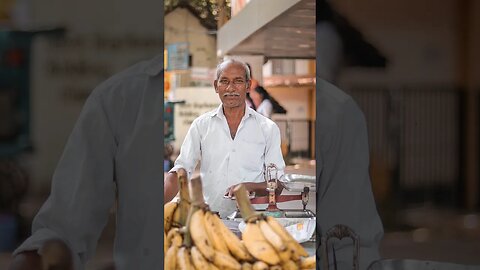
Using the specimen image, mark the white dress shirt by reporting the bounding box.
[170,104,285,217]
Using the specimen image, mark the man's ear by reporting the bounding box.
[214,80,218,93]
[246,80,252,92]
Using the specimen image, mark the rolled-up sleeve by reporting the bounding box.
[13,92,117,270]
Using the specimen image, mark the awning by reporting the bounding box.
[217,0,316,59]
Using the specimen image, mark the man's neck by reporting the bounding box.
[223,105,246,121]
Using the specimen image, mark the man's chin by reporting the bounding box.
[223,103,242,109]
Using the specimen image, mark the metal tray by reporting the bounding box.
[281,173,316,192]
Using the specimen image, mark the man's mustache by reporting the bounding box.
[223,92,240,97]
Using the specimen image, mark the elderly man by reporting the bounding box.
[164,59,286,217]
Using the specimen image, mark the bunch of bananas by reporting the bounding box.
[234,184,316,270]
[164,175,316,270]
[166,177,254,269]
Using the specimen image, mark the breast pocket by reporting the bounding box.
[239,139,265,172]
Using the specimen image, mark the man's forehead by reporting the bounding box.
[218,64,246,77]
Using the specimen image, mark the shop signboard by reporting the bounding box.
[190,67,215,86]
[167,42,189,71]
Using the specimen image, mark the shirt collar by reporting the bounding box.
[210,104,254,119]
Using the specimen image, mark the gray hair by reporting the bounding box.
[215,59,251,81]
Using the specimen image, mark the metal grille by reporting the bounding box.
[345,85,461,204]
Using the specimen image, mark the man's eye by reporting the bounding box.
[220,80,229,84]
[234,80,245,84]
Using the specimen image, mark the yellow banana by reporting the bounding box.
[166,227,183,249]
[242,221,281,265]
[270,266,282,270]
[211,263,220,270]
[282,260,300,270]
[172,200,191,227]
[259,219,287,252]
[164,230,167,256]
[190,246,211,270]
[265,216,308,257]
[278,248,293,263]
[252,261,269,270]
[290,242,302,261]
[164,244,178,270]
[212,250,242,270]
[164,201,178,233]
[211,214,253,262]
[189,209,215,261]
[299,255,316,269]
[242,262,253,270]
[177,246,195,270]
[204,211,230,254]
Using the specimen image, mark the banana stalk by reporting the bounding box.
[172,168,191,228]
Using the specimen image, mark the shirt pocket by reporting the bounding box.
[239,139,265,172]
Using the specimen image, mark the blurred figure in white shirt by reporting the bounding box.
[249,86,286,119]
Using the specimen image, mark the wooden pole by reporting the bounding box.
[217,0,228,29]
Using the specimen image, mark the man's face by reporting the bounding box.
[214,63,251,109]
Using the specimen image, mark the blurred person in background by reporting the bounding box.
[245,63,259,91]
[164,59,286,217]
[249,85,287,119]
[245,63,258,110]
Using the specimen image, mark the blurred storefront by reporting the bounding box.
[164,2,218,98]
